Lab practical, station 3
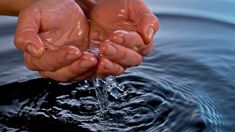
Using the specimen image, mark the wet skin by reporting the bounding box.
[14,0,97,82]
[14,0,159,82]
[87,0,159,78]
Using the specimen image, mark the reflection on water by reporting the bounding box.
[0,76,207,131]
[1,0,235,131]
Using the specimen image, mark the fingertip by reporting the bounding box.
[23,53,36,71]
[99,57,113,70]
[79,52,98,69]
[67,46,82,55]
[110,30,126,44]
[80,59,97,69]
[97,57,124,76]
[65,46,82,61]
[96,57,109,77]
[66,53,81,62]
[138,14,159,44]
[140,42,153,56]
[99,40,110,55]
[15,31,45,58]
[26,43,45,58]
[99,41,118,57]
[83,52,98,62]
[146,27,155,43]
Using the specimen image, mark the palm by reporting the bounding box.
[14,0,158,81]
[21,0,89,51]
[88,0,138,47]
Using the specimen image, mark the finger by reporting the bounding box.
[40,70,95,82]
[140,41,154,56]
[128,0,159,44]
[24,46,82,71]
[136,14,159,44]
[65,9,90,51]
[14,10,45,58]
[96,57,125,78]
[100,40,143,67]
[71,70,95,81]
[109,30,152,55]
[39,52,98,82]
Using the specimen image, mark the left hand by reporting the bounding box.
[85,0,159,78]
[14,0,98,82]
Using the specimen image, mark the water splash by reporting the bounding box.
[86,48,125,113]
[92,77,109,113]
[91,76,125,114]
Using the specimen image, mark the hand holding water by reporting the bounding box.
[14,0,98,82]
[13,0,159,81]
[80,0,159,78]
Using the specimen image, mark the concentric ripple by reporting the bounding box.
[0,71,212,132]
[2,1,235,130]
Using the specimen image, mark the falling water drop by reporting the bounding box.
[85,48,125,114]
[93,77,109,114]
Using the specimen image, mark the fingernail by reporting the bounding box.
[27,44,38,57]
[104,60,113,70]
[66,53,79,61]
[80,60,95,69]
[147,27,155,41]
[134,42,141,51]
[113,36,124,44]
[105,44,116,56]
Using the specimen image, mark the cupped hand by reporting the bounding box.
[87,0,159,78]
[14,0,98,82]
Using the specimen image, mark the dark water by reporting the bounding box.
[1,1,235,131]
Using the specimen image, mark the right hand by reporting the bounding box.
[86,0,159,78]
[14,0,98,82]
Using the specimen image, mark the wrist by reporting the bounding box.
[75,0,99,18]
[0,0,36,16]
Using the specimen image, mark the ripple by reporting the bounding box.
[0,72,217,132]
[1,3,232,130]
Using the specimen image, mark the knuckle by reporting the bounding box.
[24,54,36,71]
[141,44,153,56]
[24,61,34,71]
[152,16,160,31]
[134,55,143,66]
[14,35,24,50]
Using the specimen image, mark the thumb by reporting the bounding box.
[128,0,159,44]
[14,10,45,58]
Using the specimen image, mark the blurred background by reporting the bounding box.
[2,0,235,52]
[0,16,17,51]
